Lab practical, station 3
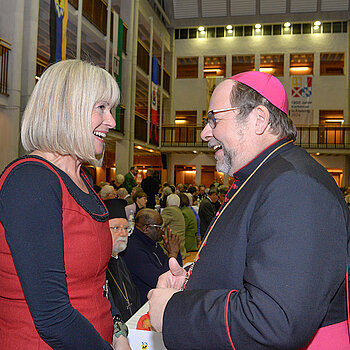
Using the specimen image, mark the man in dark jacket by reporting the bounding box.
[148,71,350,349]
[198,187,219,239]
[121,209,182,305]
[141,168,159,209]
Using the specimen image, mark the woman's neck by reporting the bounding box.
[30,150,88,193]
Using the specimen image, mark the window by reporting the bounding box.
[204,56,226,77]
[323,22,332,33]
[302,23,311,34]
[333,22,342,33]
[320,53,344,75]
[189,28,197,39]
[260,54,284,76]
[318,110,344,145]
[292,23,301,34]
[235,26,243,36]
[273,24,281,35]
[263,25,272,35]
[179,28,188,39]
[290,53,314,75]
[122,23,128,54]
[244,26,253,36]
[175,111,197,126]
[232,55,255,75]
[216,27,225,37]
[207,27,215,38]
[177,57,198,79]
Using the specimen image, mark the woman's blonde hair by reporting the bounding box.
[21,59,120,166]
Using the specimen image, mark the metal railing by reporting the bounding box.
[0,38,11,96]
[160,124,350,150]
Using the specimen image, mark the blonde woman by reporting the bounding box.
[0,60,130,349]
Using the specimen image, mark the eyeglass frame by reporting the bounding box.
[146,224,164,231]
[205,107,241,129]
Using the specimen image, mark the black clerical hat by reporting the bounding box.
[104,199,127,219]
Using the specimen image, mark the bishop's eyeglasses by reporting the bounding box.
[205,107,240,129]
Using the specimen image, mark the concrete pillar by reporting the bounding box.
[0,0,27,171]
[120,0,139,171]
[19,0,39,156]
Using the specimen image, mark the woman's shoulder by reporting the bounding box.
[1,156,61,192]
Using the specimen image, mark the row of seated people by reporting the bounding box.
[99,181,230,323]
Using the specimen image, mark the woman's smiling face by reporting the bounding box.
[91,101,116,154]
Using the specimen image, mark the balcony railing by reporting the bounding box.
[0,38,11,96]
[160,125,350,150]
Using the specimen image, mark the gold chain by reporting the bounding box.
[181,139,294,290]
[107,266,130,303]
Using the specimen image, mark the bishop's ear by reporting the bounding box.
[254,105,270,135]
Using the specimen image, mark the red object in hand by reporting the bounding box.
[136,312,151,331]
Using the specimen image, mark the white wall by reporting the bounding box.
[173,32,348,123]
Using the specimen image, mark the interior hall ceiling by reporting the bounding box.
[168,0,350,27]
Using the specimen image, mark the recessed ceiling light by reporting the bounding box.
[255,24,261,29]
[314,21,321,26]
[226,25,232,30]
[284,22,291,28]
[198,26,204,31]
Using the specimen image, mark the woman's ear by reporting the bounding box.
[254,105,270,135]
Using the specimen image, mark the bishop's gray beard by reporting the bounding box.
[214,144,235,176]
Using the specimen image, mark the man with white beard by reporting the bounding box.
[104,199,141,322]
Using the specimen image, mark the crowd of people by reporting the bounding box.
[1,59,349,350]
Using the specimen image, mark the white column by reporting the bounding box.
[76,0,82,59]
[158,33,165,147]
[105,0,112,71]
[147,16,153,144]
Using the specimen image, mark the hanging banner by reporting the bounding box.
[49,0,68,63]
[151,56,159,142]
[290,75,313,125]
[206,76,224,111]
[112,12,124,131]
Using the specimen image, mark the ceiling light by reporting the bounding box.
[259,67,274,73]
[315,152,320,156]
[198,26,204,31]
[325,119,344,123]
[313,25,320,30]
[200,30,205,35]
[255,28,261,33]
[136,146,142,149]
[203,68,220,72]
[175,120,187,124]
[227,29,233,34]
[255,24,261,29]
[226,25,232,30]
[193,150,198,154]
[314,21,321,26]
[284,22,291,27]
[290,67,310,73]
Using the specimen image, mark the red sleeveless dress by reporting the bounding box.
[0,157,113,348]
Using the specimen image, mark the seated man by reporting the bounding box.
[121,208,182,305]
[161,194,187,259]
[104,199,141,322]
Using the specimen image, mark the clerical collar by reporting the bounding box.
[234,137,294,183]
[111,254,119,260]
